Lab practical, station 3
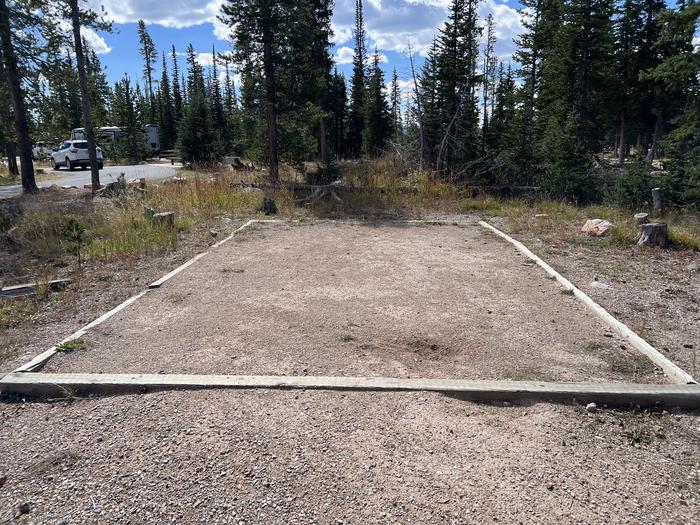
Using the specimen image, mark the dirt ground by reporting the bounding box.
[2,218,699,524]
[1,390,699,524]
[43,221,664,383]
[492,217,700,377]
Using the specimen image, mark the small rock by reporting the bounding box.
[590,281,611,290]
[17,502,30,515]
[503,401,511,407]
[0,474,6,488]
[586,403,597,413]
[535,214,549,219]
[209,229,219,238]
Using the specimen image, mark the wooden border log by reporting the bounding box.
[1,279,71,299]
[1,373,698,408]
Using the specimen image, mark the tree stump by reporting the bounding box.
[260,197,278,215]
[634,212,648,225]
[153,211,175,228]
[637,222,668,247]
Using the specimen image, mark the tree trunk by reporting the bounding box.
[646,113,663,162]
[69,0,100,192]
[5,141,18,176]
[319,115,327,165]
[617,113,625,165]
[637,223,668,248]
[408,43,424,171]
[260,3,279,184]
[0,0,36,192]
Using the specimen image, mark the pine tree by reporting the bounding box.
[363,50,392,157]
[171,45,183,122]
[327,68,347,159]
[389,68,403,141]
[537,0,615,203]
[137,20,157,122]
[482,13,497,140]
[347,0,367,157]
[111,75,147,162]
[177,43,218,163]
[644,2,700,203]
[158,52,176,150]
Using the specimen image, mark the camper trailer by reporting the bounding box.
[145,124,160,155]
[71,125,160,156]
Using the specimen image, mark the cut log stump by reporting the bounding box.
[634,212,649,225]
[637,222,668,247]
[153,211,175,228]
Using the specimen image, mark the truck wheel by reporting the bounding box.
[97,162,104,170]
[66,158,74,171]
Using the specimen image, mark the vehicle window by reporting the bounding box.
[61,142,70,150]
[74,142,88,149]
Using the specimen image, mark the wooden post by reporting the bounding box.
[652,187,663,214]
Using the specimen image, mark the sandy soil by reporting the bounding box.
[1,390,699,524]
[43,221,664,383]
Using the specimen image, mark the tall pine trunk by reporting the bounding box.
[618,113,625,165]
[261,3,279,183]
[0,0,36,192]
[69,0,100,191]
[646,112,662,162]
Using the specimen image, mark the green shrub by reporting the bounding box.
[610,161,653,208]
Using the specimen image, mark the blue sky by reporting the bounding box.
[84,0,525,97]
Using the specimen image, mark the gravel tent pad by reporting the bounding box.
[43,221,666,383]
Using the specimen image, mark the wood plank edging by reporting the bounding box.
[479,220,696,385]
[1,373,698,408]
[13,290,150,373]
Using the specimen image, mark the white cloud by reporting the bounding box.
[82,27,112,54]
[89,0,524,63]
[196,52,214,67]
[334,46,355,64]
[55,20,111,55]
[88,0,222,29]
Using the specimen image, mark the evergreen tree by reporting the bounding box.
[327,68,347,159]
[137,20,157,122]
[158,52,176,150]
[171,45,183,122]
[363,50,392,156]
[389,68,403,141]
[177,42,218,162]
[347,0,367,157]
[645,2,700,204]
[482,13,497,140]
[111,75,147,162]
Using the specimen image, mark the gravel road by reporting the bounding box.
[0,164,178,199]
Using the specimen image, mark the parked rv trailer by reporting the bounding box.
[71,125,159,156]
